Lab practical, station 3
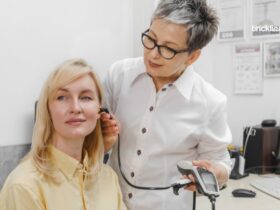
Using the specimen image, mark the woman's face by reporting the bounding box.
[143,18,193,81]
[48,74,100,142]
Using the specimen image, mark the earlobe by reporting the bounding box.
[98,106,103,118]
[97,111,101,119]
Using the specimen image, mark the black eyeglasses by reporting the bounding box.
[141,29,189,60]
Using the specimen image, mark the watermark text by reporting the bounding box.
[252,25,280,32]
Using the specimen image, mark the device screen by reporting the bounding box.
[200,172,218,192]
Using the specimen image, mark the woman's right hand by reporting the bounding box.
[100,112,120,153]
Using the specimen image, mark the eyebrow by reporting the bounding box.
[57,88,95,94]
[149,29,180,47]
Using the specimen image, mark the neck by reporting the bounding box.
[152,70,183,91]
[52,135,84,162]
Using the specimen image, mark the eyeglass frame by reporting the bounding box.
[141,29,189,60]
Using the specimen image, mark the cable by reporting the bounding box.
[101,107,173,190]
[193,191,196,210]
[211,200,215,210]
[118,134,192,192]
[208,194,217,210]
[117,134,174,190]
[102,108,202,209]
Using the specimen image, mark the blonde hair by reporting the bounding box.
[31,58,104,181]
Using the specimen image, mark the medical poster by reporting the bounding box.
[217,0,246,41]
[251,0,280,38]
[234,43,263,94]
[263,41,280,77]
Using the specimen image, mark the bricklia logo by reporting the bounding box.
[251,25,280,32]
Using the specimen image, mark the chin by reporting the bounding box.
[68,130,92,140]
[147,69,166,78]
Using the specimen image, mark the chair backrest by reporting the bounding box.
[0,144,31,189]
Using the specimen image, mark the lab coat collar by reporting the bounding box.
[129,57,195,100]
[173,65,195,100]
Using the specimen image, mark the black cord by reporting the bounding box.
[193,191,196,210]
[99,108,186,189]
[208,195,216,210]
[211,200,215,210]
[117,134,173,190]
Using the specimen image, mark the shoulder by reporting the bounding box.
[91,164,120,190]
[108,57,144,81]
[1,158,41,191]
[110,57,143,72]
[192,72,227,106]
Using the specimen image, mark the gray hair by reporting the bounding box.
[152,0,219,54]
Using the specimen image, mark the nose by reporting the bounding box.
[70,98,82,114]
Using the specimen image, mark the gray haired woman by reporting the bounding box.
[101,1,232,210]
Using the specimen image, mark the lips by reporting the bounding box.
[148,60,162,68]
[65,118,86,125]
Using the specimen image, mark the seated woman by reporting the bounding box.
[0,58,127,210]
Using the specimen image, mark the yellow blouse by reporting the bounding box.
[0,146,127,210]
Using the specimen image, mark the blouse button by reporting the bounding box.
[131,172,135,177]
[128,193,133,199]
[149,106,154,111]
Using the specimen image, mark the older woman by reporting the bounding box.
[0,59,126,210]
[101,1,232,210]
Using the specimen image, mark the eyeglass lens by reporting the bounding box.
[142,33,176,59]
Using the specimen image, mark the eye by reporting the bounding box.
[160,46,177,57]
[57,95,66,101]
[80,96,93,101]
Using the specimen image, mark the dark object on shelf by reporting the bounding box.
[261,119,277,127]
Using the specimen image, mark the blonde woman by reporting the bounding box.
[0,59,126,210]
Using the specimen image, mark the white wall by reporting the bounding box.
[2,0,279,147]
[0,0,133,146]
[132,0,156,57]
[209,0,280,146]
[213,41,280,146]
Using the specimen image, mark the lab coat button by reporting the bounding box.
[149,106,154,111]
[137,150,142,156]
[131,172,135,177]
[142,128,147,133]
[128,193,133,199]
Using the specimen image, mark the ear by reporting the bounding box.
[97,107,101,119]
[184,49,201,66]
